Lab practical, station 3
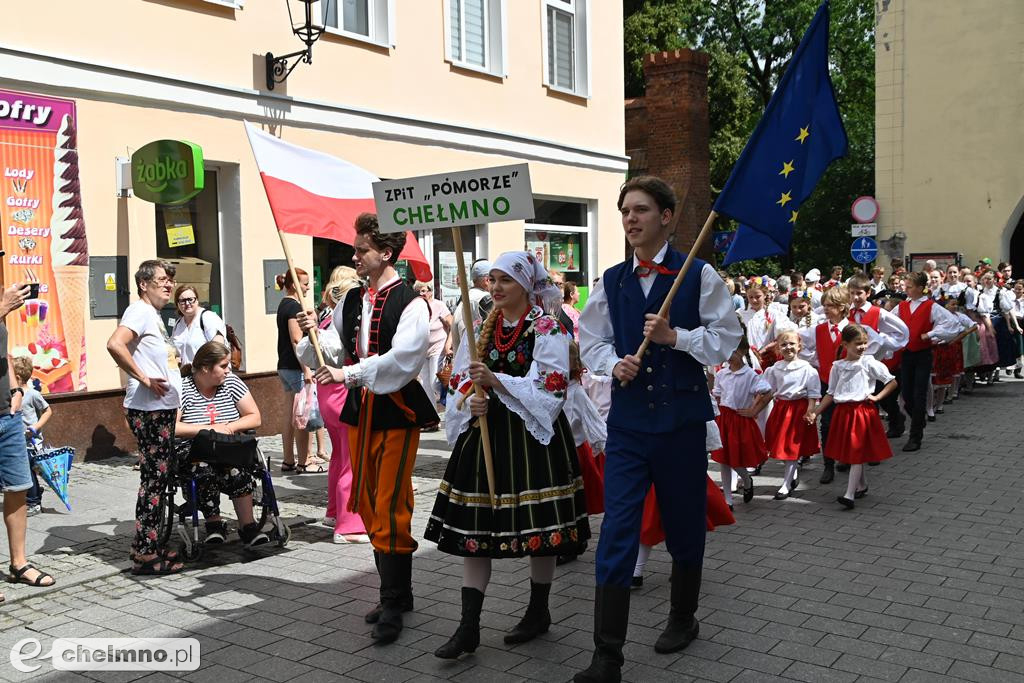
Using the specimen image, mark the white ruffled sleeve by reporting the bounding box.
[492,315,570,446]
[443,330,476,446]
[296,325,345,369]
[564,382,607,453]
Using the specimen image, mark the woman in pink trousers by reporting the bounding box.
[299,267,369,544]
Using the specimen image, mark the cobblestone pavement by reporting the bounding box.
[1,380,1023,682]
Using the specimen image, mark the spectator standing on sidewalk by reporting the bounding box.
[12,356,51,516]
[171,284,227,365]
[275,269,322,474]
[105,259,184,575]
[414,280,452,412]
[1,282,57,596]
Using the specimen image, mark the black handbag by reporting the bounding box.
[188,430,259,468]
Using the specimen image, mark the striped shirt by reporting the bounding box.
[179,374,249,425]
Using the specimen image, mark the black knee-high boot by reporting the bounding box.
[365,551,414,624]
[372,553,412,644]
[574,585,630,683]
[654,564,701,653]
[434,587,484,659]
[504,580,552,644]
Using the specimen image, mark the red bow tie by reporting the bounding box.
[635,259,679,278]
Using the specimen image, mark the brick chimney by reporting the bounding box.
[638,48,711,259]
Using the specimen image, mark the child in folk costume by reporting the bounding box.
[565,341,607,516]
[894,272,961,452]
[788,290,822,330]
[425,252,589,660]
[929,295,972,417]
[763,330,820,500]
[808,324,897,510]
[953,293,982,394]
[711,335,772,508]
[739,283,792,369]
[632,409,735,588]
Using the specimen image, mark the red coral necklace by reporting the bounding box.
[494,309,528,352]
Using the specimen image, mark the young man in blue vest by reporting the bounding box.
[575,177,741,683]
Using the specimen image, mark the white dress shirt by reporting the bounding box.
[763,359,822,400]
[850,302,909,361]
[333,275,430,393]
[739,305,794,352]
[713,365,771,410]
[904,296,962,343]
[799,318,883,365]
[790,309,824,330]
[976,286,1013,316]
[579,242,742,377]
[827,356,895,402]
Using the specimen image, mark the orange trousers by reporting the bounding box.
[347,425,420,554]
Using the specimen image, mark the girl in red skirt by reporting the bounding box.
[711,336,772,508]
[808,324,897,509]
[763,330,821,500]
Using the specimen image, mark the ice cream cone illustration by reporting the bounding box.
[51,114,89,391]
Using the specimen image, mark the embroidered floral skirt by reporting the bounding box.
[424,401,590,558]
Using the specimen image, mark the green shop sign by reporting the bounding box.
[131,139,204,204]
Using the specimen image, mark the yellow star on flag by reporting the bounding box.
[795,126,810,144]
[788,210,799,224]
[779,160,796,178]
[776,191,793,207]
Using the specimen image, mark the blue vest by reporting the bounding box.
[603,248,713,433]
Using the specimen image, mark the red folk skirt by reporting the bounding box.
[577,442,605,515]
[711,406,767,468]
[824,401,893,465]
[765,398,820,461]
[931,343,961,386]
[639,477,736,547]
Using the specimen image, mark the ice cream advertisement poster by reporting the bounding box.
[0,88,88,393]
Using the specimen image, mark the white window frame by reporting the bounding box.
[540,0,590,98]
[443,0,507,77]
[323,0,396,48]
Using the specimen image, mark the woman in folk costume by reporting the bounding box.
[763,330,820,500]
[425,252,589,660]
[808,324,897,510]
[977,270,1021,375]
[963,273,999,381]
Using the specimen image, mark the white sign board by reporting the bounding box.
[372,163,534,234]
[851,222,877,237]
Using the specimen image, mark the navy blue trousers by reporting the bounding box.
[595,423,707,588]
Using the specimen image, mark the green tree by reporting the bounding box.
[624,0,875,274]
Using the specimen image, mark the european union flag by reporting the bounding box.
[716,0,847,266]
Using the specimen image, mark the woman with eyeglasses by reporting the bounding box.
[106,259,185,575]
[171,285,227,366]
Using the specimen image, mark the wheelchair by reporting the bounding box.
[157,434,291,562]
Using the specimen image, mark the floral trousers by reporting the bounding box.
[125,408,178,557]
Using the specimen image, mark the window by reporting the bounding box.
[526,198,592,286]
[542,0,589,96]
[445,0,506,76]
[323,0,394,47]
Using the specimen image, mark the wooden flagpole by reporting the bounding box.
[623,209,718,386]
[275,229,326,368]
[451,228,498,508]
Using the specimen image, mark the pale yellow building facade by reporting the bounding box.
[0,0,626,398]
[875,0,1024,271]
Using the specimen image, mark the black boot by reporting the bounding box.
[504,580,552,644]
[654,564,701,653]
[819,458,835,484]
[434,587,484,659]
[573,585,630,683]
[366,551,413,624]
[372,553,412,644]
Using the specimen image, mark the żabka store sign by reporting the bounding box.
[0,88,90,393]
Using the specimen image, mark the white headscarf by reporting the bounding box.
[491,251,562,311]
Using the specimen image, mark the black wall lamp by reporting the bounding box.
[265,0,333,90]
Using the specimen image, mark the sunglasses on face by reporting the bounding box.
[178,297,197,305]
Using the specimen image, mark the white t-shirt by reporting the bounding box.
[120,300,182,411]
[826,356,894,403]
[763,359,822,400]
[172,308,228,365]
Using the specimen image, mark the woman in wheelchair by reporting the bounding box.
[175,341,269,548]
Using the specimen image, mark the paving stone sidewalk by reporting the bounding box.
[1,380,1022,682]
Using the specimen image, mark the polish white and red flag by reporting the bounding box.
[244,122,432,281]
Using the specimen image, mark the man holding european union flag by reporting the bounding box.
[574,3,845,681]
